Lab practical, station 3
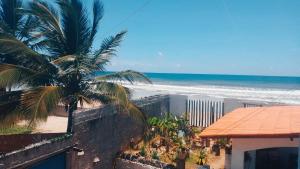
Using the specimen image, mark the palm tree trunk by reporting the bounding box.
[67,101,77,133]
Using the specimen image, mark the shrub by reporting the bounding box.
[198,149,207,165]
[151,151,159,160]
[140,146,147,157]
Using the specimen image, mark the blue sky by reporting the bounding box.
[92,0,300,76]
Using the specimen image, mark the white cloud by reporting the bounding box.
[175,63,182,68]
[158,51,164,57]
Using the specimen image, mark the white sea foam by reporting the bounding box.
[124,83,300,105]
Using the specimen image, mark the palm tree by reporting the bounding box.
[0,0,42,125]
[0,0,151,132]
[0,0,41,63]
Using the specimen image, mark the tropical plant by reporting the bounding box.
[198,148,207,165]
[175,116,194,141]
[0,0,42,125]
[0,0,151,131]
[151,150,159,160]
[146,113,179,152]
[140,146,147,157]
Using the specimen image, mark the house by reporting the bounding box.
[200,106,300,169]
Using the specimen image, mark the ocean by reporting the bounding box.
[122,73,300,105]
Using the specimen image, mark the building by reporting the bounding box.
[200,106,300,169]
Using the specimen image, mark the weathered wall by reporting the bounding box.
[133,95,170,117]
[71,95,170,169]
[0,133,65,153]
[115,158,160,169]
[0,135,72,169]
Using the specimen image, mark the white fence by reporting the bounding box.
[169,95,275,128]
[187,98,224,127]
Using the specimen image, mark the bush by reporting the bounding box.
[151,151,159,160]
[140,146,147,157]
[217,138,228,148]
[198,149,207,165]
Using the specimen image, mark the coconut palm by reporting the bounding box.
[0,0,151,132]
[0,0,43,123]
[0,0,41,62]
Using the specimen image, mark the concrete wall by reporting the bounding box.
[71,95,170,169]
[169,95,188,116]
[230,138,300,169]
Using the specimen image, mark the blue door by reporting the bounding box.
[29,153,66,169]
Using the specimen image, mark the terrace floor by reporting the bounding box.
[33,116,67,133]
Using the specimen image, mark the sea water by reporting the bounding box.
[123,73,300,105]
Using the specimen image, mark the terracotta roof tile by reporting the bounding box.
[200,106,300,138]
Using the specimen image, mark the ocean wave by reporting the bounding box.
[124,83,300,105]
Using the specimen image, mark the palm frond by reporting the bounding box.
[0,64,37,88]
[93,31,127,68]
[89,0,104,43]
[0,35,48,64]
[0,0,23,34]
[23,0,66,56]
[76,94,92,108]
[17,15,41,42]
[127,102,146,123]
[51,55,76,64]
[94,81,145,122]
[0,90,23,127]
[57,0,91,54]
[95,81,130,106]
[20,86,63,125]
[24,0,64,39]
[81,90,113,104]
[96,70,151,84]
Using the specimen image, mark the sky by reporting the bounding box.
[91,0,300,76]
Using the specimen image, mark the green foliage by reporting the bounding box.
[49,133,73,142]
[140,146,147,157]
[0,126,32,135]
[0,0,151,129]
[216,138,228,148]
[199,149,207,161]
[151,150,159,160]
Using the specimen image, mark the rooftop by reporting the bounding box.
[200,106,300,138]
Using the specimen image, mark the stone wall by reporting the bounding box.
[133,95,170,117]
[0,134,73,169]
[115,158,160,169]
[0,133,65,153]
[71,95,170,169]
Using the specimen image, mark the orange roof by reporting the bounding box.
[200,106,300,138]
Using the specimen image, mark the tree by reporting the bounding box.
[0,0,41,62]
[0,0,40,92]
[0,0,151,132]
[0,0,43,124]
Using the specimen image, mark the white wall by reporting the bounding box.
[169,94,188,116]
[230,138,300,169]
